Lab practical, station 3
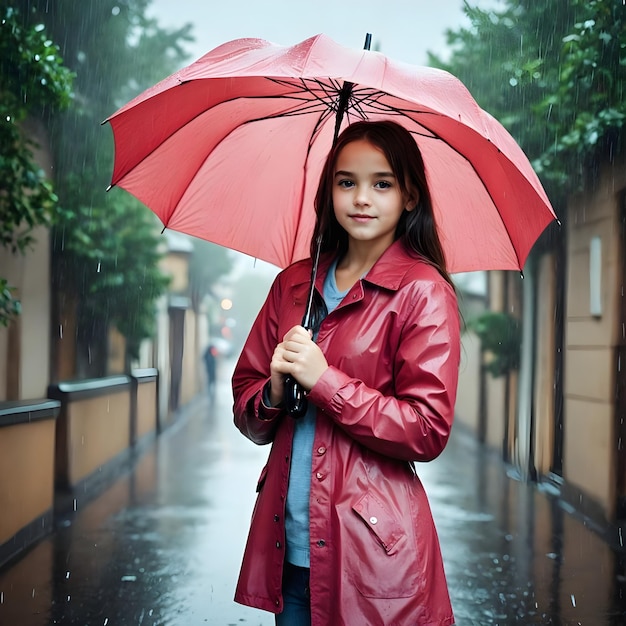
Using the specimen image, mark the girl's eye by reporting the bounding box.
[337,179,354,188]
[374,180,392,189]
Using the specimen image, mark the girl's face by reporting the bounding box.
[332,139,414,254]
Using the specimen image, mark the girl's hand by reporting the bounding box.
[270,325,328,396]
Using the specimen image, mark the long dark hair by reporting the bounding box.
[311,120,453,286]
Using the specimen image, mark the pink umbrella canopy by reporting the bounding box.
[105,33,557,273]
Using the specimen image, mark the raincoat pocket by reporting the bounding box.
[346,490,419,598]
[352,491,404,555]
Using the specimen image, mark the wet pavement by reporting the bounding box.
[1,359,625,626]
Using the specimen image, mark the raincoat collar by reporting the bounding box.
[303,239,424,294]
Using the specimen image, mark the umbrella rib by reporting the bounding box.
[267,77,341,110]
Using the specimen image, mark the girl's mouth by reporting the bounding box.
[350,214,374,222]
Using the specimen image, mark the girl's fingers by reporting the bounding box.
[273,325,328,390]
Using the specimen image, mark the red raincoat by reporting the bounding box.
[232,240,460,625]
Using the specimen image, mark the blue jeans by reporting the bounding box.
[275,562,311,626]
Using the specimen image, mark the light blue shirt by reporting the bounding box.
[285,257,347,567]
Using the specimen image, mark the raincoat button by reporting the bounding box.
[317,539,326,547]
[276,541,282,548]
[369,516,378,525]
[274,514,280,522]
[316,472,324,480]
[317,446,326,455]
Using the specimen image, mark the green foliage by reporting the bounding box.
[466,311,521,377]
[59,189,170,360]
[0,279,21,326]
[430,0,626,203]
[18,0,195,372]
[533,0,626,185]
[0,6,73,325]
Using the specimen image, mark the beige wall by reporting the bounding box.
[486,375,507,450]
[0,420,55,544]
[136,380,158,439]
[181,308,198,404]
[533,254,556,475]
[564,159,626,516]
[57,391,131,487]
[161,253,189,292]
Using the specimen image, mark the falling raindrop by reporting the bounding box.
[571,594,576,607]
[66,571,70,579]
[97,261,101,272]
[73,498,77,511]
[59,324,63,338]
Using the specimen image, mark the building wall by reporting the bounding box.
[0,226,51,401]
[455,331,481,432]
[181,308,198,405]
[0,420,55,544]
[56,389,131,488]
[564,159,625,518]
[533,254,557,476]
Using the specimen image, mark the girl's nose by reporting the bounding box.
[354,187,370,206]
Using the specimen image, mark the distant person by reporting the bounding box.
[232,121,461,625]
[203,344,218,400]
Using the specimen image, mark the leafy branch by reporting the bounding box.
[0,7,73,325]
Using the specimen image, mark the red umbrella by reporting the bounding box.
[105,33,556,274]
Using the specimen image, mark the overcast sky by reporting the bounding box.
[147,0,502,68]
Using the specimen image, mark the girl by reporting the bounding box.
[232,120,460,626]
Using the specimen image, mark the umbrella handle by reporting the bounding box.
[285,235,324,418]
[284,375,309,418]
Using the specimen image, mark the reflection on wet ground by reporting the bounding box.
[0,361,625,625]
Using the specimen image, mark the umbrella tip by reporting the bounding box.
[364,33,372,50]
[519,270,525,280]
[105,184,113,192]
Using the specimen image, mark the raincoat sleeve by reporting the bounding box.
[307,280,460,462]
[232,274,286,445]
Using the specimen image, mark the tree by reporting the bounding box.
[57,190,171,367]
[16,0,203,376]
[533,0,626,187]
[0,6,73,325]
[430,0,625,199]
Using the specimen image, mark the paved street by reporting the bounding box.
[0,359,624,625]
